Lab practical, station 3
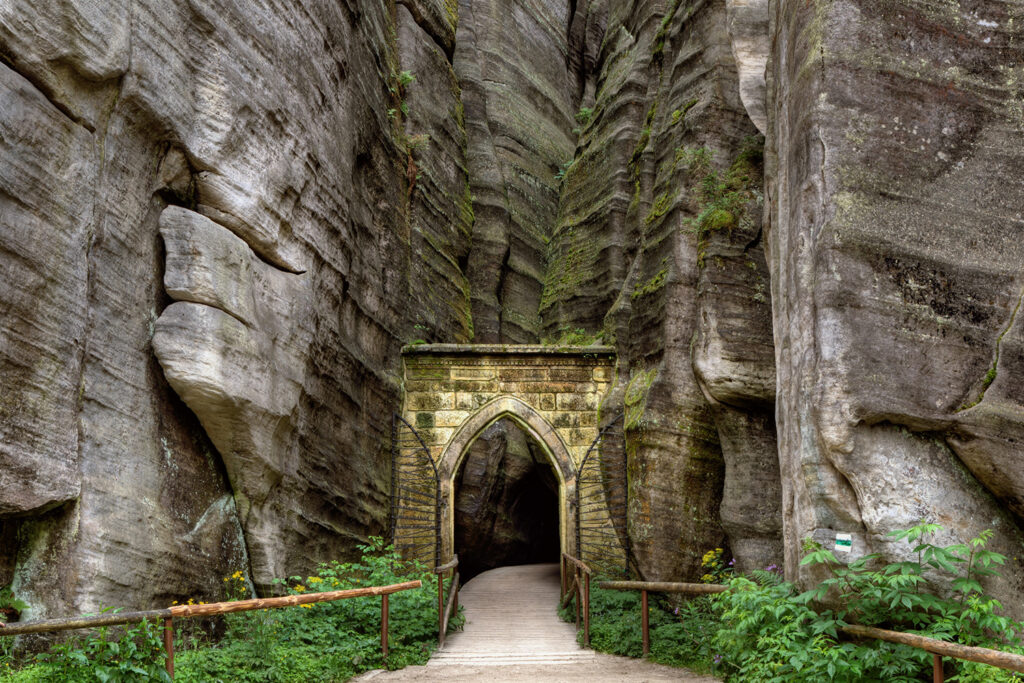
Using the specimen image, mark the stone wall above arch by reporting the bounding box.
[401,344,616,469]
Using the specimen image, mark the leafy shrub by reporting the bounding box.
[714,523,1024,681]
[566,523,1024,682]
[2,539,458,683]
[679,137,763,249]
[176,538,456,682]
[559,580,716,672]
[7,611,172,683]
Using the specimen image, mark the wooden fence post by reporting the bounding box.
[163,618,174,679]
[437,573,444,645]
[641,590,649,656]
[583,572,590,647]
[381,594,389,659]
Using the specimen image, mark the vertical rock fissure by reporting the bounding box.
[959,283,1024,411]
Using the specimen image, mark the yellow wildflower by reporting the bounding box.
[294,585,306,593]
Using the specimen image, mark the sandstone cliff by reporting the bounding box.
[1,0,1022,622]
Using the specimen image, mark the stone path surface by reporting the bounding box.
[354,563,718,682]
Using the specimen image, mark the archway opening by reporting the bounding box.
[453,418,560,582]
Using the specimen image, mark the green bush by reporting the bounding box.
[714,523,1024,681]
[5,611,172,683]
[2,539,460,683]
[567,523,1024,682]
[559,580,717,672]
[176,538,457,682]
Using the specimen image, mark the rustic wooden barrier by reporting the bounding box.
[561,553,592,646]
[434,555,459,648]
[598,579,1024,681]
[0,580,422,679]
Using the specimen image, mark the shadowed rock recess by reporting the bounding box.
[1,0,1022,621]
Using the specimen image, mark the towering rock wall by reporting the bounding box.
[455,0,578,342]
[766,0,1024,603]
[540,0,781,580]
[0,0,472,618]
[2,0,1023,623]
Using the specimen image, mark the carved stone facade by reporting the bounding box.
[398,344,621,566]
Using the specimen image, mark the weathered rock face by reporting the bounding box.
[766,0,1024,610]
[3,0,1024,624]
[455,0,578,342]
[0,0,471,617]
[454,420,561,581]
[539,0,781,581]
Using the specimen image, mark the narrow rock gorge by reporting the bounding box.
[1,0,1022,623]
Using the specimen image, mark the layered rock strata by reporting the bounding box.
[540,0,781,580]
[766,0,1024,608]
[2,0,1023,623]
[0,0,472,617]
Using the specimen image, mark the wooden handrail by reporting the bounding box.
[0,609,173,637]
[841,624,1024,675]
[435,555,459,574]
[562,552,592,575]
[598,580,1024,681]
[0,579,423,679]
[599,580,727,594]
[439,571,460,648]
[560,576,578,610]
[167,581,422,618]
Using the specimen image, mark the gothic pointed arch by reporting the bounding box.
[438,396,575,486]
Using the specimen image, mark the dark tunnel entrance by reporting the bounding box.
[453,418,560,582]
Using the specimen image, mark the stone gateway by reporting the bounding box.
[396,344,625,569]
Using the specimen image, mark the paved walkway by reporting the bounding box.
[355,563,717,682]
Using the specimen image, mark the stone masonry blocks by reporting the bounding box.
[400,345,616,471]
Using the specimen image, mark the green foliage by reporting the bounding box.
[679,137,763,250]
[573,107,594,134]
[670,99,698,126]
[14,611,172,683]
[545,327,603,346]
[397,70,415,88]
[2,540,459,683]
[0,587,28,622]
[714,523,1024,681]
[559,582,718,673]
[175,538,456,682]
[631,268,667,299]
[651,0,683,59]
[565,524,1024,682]
[699,547,734,584]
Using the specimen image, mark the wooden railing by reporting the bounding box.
[0,580,422,679]
[560,553,592,647]
[598,580,1024,682]
[434,555,459,648]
